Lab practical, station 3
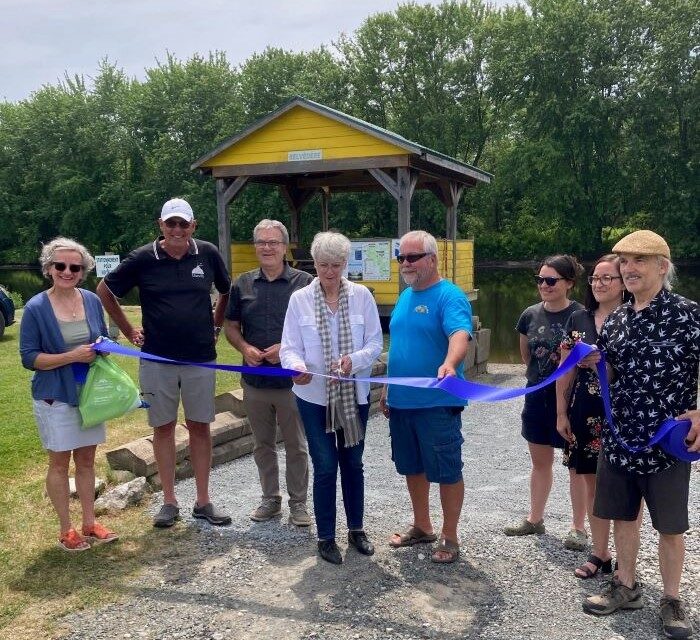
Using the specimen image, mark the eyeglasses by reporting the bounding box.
[534,275,565,286]
[163,218,192,229]
[396,253,430,264]
[52,262,83,273]
[254,240,284,248]
[588,275,622,285]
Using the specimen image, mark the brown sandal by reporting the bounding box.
[431,538,460,564]
[574,554,613,579]
[389,526,437,548]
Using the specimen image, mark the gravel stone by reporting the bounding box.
[60,366,699,640]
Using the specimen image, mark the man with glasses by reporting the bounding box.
[224,220,313,526]
[582,230,699,639]
[381,230,472,564]
[97,197,232,528]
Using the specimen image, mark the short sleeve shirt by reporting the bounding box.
[225,264,313,389]
[517,301,583,384]
[388,279,473,409]
[104,238,231,362]
[599,289,700,474]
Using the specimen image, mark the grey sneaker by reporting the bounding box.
[583,576,643,615]
[193,502,232,526]
[504,518,545,536]
[564,528,589,551]
[250,498,282,522]
[289,503,312,527]
[660,596,693,639]
[153,503,180,528]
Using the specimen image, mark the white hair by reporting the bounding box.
[400,230,438,255]
[39,237,95,282]
[659,256,676,291]
[253,219,289,244]
[310,231,351,263]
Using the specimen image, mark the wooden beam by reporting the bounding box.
[222,175,249,204]
[216,179,232,273]
[321,187,330,231]
[396,167,418,293]
[368,168,399,200]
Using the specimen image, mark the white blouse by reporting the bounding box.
[280,279,383,406]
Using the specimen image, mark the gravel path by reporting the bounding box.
[61,367,699,640]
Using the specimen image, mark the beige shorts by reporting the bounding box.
[139,360,216,427]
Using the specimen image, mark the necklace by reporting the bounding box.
[51,289,79,319]
[325,297,339,304]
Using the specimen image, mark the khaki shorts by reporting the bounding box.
[139,360,216,428]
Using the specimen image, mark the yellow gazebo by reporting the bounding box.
[191,96,492,315]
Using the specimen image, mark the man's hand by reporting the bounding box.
[677,409,700,453]
[261,343,281,364]
[556,414,575,444]
[437,363,456,379]
[243,344,264,366]
[128,328,144,347]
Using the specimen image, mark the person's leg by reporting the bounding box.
[528,442,554,523]
[575,473,613,577]
[152,421,178,505]
[569,469,587,532]
[439,480,464,544]
[187,420,212,507]
[337,402,369,531]
[403,474,433,535]
[46,450,73,534]
[242,381,281,501]
[72,445,97,527]
[659,534,684,599]
[274,388,309,507]
[614,518,641,588]
[296,399,338,541]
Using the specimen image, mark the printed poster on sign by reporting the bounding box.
[348,241,391,281]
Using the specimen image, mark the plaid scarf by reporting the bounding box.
[313,277,363,447]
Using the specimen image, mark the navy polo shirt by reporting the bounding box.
[105,238,231,362]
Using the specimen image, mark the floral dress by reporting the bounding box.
[560,310,603,474]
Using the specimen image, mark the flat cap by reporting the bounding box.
[612,229,670,259]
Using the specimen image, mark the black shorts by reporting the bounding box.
[521,385,567,449]
[593,454,691,535]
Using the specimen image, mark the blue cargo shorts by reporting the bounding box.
[388,406,464,484]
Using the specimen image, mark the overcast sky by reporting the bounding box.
[1,0,510,103]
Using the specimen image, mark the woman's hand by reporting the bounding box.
[577,350,601,370]
[556,414,575,444]
[70,344,97,364]
[291,364,312,385]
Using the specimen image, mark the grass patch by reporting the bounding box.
[0,308,242,638]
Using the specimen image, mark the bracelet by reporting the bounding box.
[214,326,222,335]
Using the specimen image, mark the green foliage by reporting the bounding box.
[9,289,23,309]
[0,0,697,263]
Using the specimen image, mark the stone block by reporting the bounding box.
[464,336,477,370]
[173,424,191,463]
[175,458,194,481]
[212,434,255,466]
[475,328,491,364]
[106,437,156,477]
[371,358,387,377]
[210,412,249,446]
[214,389,247,417]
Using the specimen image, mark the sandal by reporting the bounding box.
[431,538,460,564]
[58,528,91,552]
[389,526,437,548]
[82,522,119,545]
[574,554,613,579]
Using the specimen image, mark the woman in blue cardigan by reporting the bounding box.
[20,237,118,551]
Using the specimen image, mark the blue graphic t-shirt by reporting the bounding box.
[387,279,472,408]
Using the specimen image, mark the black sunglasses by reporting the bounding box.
[534,275,565,286]
[396,253,430,264]
[164,218,192,229]
[52,262,83,273]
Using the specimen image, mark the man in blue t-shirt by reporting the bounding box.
[381,230,472,564]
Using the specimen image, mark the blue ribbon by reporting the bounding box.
[92,337,698,462]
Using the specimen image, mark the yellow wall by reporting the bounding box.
[229,239,475,308]
[203,106,407,167]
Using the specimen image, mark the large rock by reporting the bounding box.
[94,477,149,514]
[68,477,106,498]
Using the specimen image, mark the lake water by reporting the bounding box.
[3,264,698,363]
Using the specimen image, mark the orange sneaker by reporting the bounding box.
[82,522,119,545]
[58,528,90,552]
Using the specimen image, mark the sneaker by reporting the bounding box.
[660,596,693,639]
[153,503,180,528]
[583,576,643,615]
[289,503,312,527]
[564,528,588,551]
[250,498,282,522]
[58,528,90,552]
[504,518,545,536]
[192,502,232,526]
[82,522,119,545]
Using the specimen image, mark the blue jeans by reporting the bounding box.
[296,397,369,541]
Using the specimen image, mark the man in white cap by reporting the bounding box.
[97,198,232,528]
[583,230,699,639]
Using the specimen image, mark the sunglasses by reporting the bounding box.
[534,275,565,286]
[52,262,83,273]
[588,275,622,285]
[396,253,430,264]
[164,218,192,229]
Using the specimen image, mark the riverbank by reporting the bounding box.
[49,366,699,640]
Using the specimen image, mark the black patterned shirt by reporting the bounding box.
[599,289,700,474]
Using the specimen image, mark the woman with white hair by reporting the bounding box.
[20,237,118,551]
[281,231,383,565]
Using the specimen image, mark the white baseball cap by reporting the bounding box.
[160,198,194,222]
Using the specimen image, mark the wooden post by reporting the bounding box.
[216,176,249,273]
[321,187,330,231]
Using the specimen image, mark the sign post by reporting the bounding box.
[95,254,121,338]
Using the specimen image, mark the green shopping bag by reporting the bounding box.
[79,356,143,428]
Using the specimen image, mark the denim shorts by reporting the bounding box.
[388,406,464,484]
